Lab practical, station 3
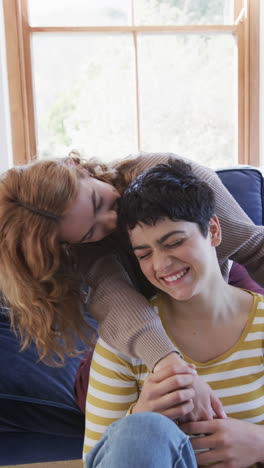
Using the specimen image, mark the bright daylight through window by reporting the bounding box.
[4,1,259,168]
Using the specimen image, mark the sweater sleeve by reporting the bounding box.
[131,152,264,285]
[85,255,176,370]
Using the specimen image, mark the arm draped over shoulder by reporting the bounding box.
[82,153,264,368]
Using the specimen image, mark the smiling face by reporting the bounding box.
[59,173,120,244]
[129,217,221,301]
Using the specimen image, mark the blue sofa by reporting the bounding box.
[217,167,264,225]
[0,308,97,466]
[0,166,263,466]
[0,313,83,465]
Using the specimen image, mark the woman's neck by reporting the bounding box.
[162,272,234,323]
[159,273,254,363]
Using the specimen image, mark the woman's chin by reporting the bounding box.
[168,290,194,302]
[163,282,197,302]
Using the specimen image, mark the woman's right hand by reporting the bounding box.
[132,364,196,420]
[153,352,226,422]
[178,375,226,423]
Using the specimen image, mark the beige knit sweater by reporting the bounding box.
[84,153,264,370]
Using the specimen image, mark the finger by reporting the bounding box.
[156,388,195,412]
[188,363,196,370]
[162,399,194,420]
[157,374,195,395]
[180,420,216,435]
[210,393,227,419]
[180,409,214,423]
[179,392,214,422]
[190,434,216,451]
[151,364,197,383]
[195,448,223,466]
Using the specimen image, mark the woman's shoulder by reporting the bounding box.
[252,291,264,313]
[126,152,215,181]
[93,336,145,370]
[112,152,216,193]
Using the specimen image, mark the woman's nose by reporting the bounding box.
[152,250,172,274]
[99,210,118,232]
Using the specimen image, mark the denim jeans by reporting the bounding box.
[85,412,197,468]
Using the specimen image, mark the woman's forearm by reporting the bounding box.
[85,255,177,370]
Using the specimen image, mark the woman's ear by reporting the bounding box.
[209,215,222,247]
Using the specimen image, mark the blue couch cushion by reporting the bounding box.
[217,167,264,225]
[0,311,86,464]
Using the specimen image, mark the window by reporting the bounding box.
[3,0,260,168]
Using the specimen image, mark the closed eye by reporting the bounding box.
[165,239,185,248]
[81,226,94,243]
[137,251,152,261]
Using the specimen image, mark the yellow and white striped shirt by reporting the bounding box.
[83,291,264,461]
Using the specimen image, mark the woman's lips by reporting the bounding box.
[161,267,189,285]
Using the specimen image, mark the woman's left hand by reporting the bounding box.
[180,417,264,468]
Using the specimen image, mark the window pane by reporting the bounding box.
[135,0,234,26]
[138,33,237,168]
[28,0,131,27]
[31,33,137,161]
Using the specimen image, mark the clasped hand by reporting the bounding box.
[150,353,225,422]
[132,363,196,420]
[180,417,264,468]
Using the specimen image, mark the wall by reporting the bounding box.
[260,0,264,166]
[0,0,13,172]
